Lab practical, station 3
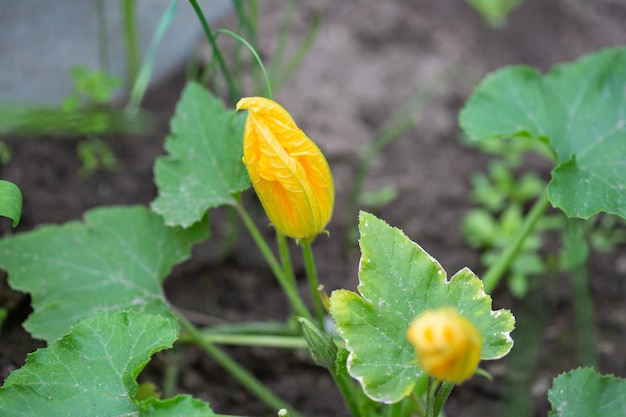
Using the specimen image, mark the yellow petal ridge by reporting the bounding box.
[236,97,334,239]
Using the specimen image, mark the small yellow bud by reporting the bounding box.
[236,97,334,240]
[406,307,482,384]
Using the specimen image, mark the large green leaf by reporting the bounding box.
[548,367,626,416]
[0,180,22,227]
[329,212,514,403]
[0,205,208,342]
[151,82,250,227]
[0,311,215,417]
[460,47,626,220]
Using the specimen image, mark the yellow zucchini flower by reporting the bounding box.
[236,97,334,240]
[407,307,482,384]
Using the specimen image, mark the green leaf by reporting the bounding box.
[140,395,216,417]
[297,317,338,369]
[151,82,250,227]
[0,205,208,342]
[359,186,399,208]
[329,212,514,403]
[465,0,523,27]
[548,367,626,416]
[0,311,215,417]
[0,180,22,227]
[460,47,626,220]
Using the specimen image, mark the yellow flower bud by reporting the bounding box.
[406,307,482,384]
[236,97,334,240]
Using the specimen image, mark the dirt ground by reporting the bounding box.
[1,1,626,416]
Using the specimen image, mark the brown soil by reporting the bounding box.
[2,1,626,416]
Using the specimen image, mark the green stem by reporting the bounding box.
[215,28,273,99]
[231,0,246,90]
[410,390,427,417]
[301,240,325,328]
[426,378,438,417]
[161,349,181,398]
[482,191,550,293]
[269,0,296,83]
[387,399,408,417]
[277,233,296,286]
[572,266,598,367]
[330,369,362,417]
[96,0,110,72]
[235,199,312,321]
[567,219,598,368]
[274,13,322,91]
[231,0,261,93]
[177,312,305,417]
[188,0,239,103]
[432,382,453,417]
[179,332,308,349]
[126,0,177,115]
[121,0,140,86]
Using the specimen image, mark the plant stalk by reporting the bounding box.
[126,0,177,115]
[482,191,550,293]
[432,382,453,417]
[188,0,239,103]
[330,370,362,417]
[277,233,296,286]
[301,240,325,328]
[161,349,181,398]
[235,199,312,321]
[179,332,308,349]
[566,219,598,368]
[269,0,296,84]
[177,312,305,417]
[214,28,273,99]
[426,378,438,417]
[121,0,140,86]
[410,390,427,417]
[96,0,110,72]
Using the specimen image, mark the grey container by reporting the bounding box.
[0,0,231,105]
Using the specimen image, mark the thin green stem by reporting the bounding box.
[177,312,305,417]
[215,28,273,99]
[566,219,598,368]
[425,378,437,417]
[482,191,550,293]
[330,370,362,417]
[188,0,239,103]
[231,0,246,89]
[301,240,325,328]
[410,390,427,417]
[96,0,110,72]
[387,399,408,417]
[121,0,140,85]
[269,0,296,83]
[274,13,322,91]
[234,199,312,321]
[248,1,259,43]
[179,332,308,349]
[161,349,181,398]
[126,0,177,115]
[572,265,598,367]
[277,233,296,286]
[432,382,453,417]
